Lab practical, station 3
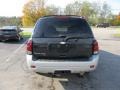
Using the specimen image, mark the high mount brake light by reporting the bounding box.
[56,16,69,19]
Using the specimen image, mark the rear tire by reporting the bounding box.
[17,36,21,41]
[77,72,90,77]
[20,35,23,40]
[79,72,85,77]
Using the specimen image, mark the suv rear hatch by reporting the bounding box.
[32,16,95,59]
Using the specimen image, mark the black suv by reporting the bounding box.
[26,15,99,76]
[96,23,110,28]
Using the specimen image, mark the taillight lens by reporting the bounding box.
[26,39,32,54]
[92,40,99,54]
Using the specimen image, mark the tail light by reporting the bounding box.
[26,39,32,55]
[92,40,99,54]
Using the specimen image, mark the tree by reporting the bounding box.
[64,1,99,25]
[22,0,113,26]
[110,13,120,26]
[88,2,101,25]
[80,2,92,18]
[64,1,81,15]
[99,2,112,23]
[0,17,22,27]
[46,5,60,15]
[22,0,61,26]
[22,0,47,26]
[64,1,112,25]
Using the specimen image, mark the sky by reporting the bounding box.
[0,0,120,17]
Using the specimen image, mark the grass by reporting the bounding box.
[114,33,120,38]
[20,32,32,38]
[112,29,120,38]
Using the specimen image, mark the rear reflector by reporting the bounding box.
[31,65,36,68]
[26,39,32,54]
[92,40,99,54]
[90,65,95,68]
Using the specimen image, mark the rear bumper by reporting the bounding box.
[0,35,18,41]
[26,55,99,73]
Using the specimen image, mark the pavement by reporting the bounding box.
[0,28,120,90]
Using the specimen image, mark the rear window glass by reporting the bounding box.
[33,17,93,38]
[1,26,17,30]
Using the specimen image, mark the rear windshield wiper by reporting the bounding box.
[58,34,66,38]
[65,36,93,41]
